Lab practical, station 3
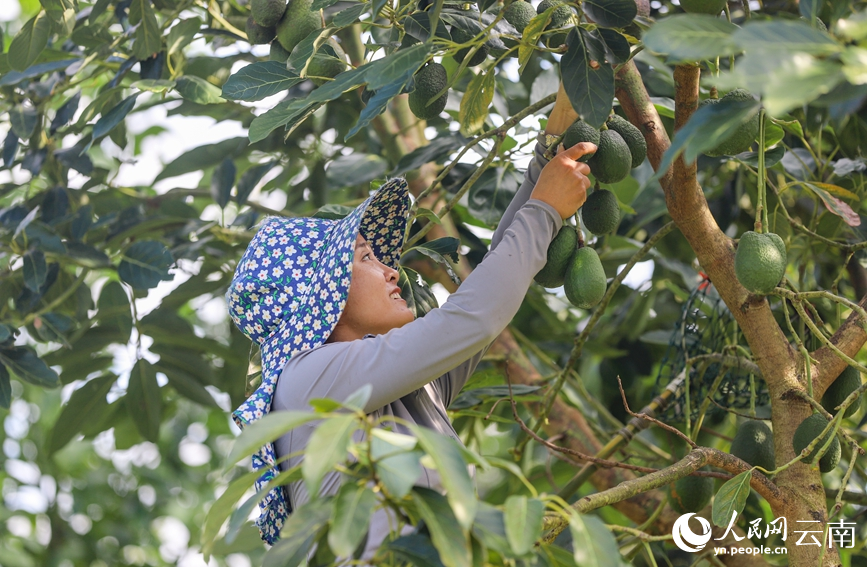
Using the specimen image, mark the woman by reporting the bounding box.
[227,85,595,552]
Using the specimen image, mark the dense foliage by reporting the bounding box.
[1,0,867,565]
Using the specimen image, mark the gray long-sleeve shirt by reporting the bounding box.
[272,142,558,557]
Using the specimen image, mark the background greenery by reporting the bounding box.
[1,0,867,565]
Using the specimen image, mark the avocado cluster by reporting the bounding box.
[275,0,322,54]
[700,89,760,157]
[734,231,787,295]
[730,420,775,472]
[562,116,646,185]
[536,0,574,47]
[534,226,607,309]
[503,0,537,33]
[668,472,713,514]
[822,366,863,418]
[792,413,840,473]
[246,0,287,44]
[409,62,449,120]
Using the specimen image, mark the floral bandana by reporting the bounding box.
[226,178,411,544]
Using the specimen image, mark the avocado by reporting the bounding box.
[564,246,607,309]
[606,114,646,168]
[822,366,863,418]
[562,120,600,162]
[680,0,726,14]
[701,89,760,156]
[586,129,632,185]
[408,62,449,120]
[537,0,573,29]
[793,413,841,473]
[269,40,291,62]
[535,225,579,288]
[451,27,489,67]
[668,473,713,514]
[734,231,787,295]
[275,0,322,54]
[581,189,620,235]
[730,420,775,472]
[504,0,537,33]
[307,39,347,85]
[246,16,276,45]
[251,0,287,27]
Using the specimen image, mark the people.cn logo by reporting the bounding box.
[672,513,713,552]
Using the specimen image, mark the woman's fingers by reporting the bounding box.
[557,142,597,162]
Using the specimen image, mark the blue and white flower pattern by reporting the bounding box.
[226,178,411,544]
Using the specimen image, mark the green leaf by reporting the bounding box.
[23,250,47,292]
[341,384,372,412]
[371,429,422,498]
[643,14,738,63]
[312,0,342,8]
[503,496,544,556]
[93,93,140,140]
[118,240,174,290]
[9,11,51,71]
[412,488,472,567]
[263,500,334,567]
[398,267,439,318]
[97,281,132,341]
[735,145,785,168]
[132,79,176,93]
[129,0,162,60]
[597,29,630,64]
[167,17,201,57]
[366,44,432,91]
[210,158,235,208]
[225,410,319,467]
[48,374,115,453]
[126,359,162,442]
[345,79,406,141]
[0,365,9,409]
[382,534,446,567]
[459,71,496,136]
[249,99,317,144]
[568,512,621,567]
[154,362,219,408]
[0,58,79,87]
[712,469,751,527]
[222,61,302,101]
[413,236,460,262]
[519,10,553,73]
[333,3,366,27]
[328,483,377,557]
[175,75,225,104]
[289,27,337,76]
[561,28,614,129]
[393,135,465,175]
[326,153,389,188]
[583,0,636,29]
[653,98,761,179]
[201,468,262,554]
[155,137,248,181]
[0,347,59,388]
[472,503,511,555]
[410,425,477,530]
[236,161,277,205]
[302,414,358,496]
[732,20,840,56]
[9,106,38,138]
[41,0,76,36]
[468,165,522,225]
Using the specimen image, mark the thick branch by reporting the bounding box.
[813,293,867,393]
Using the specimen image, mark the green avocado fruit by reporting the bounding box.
[581,189,620,235]
[408,63,449,120]
[701,89,760,156]
[734,231,787,295]
[564,246,607,309]
[587,129,632,185]
[562,120,600,162]
[269,40,291,62]
[668,473,713,514]
[821,366,863,418]
[537,0,574,29]
[730,420,775,472]
[535,225,579,288]
[275,0,322,54]
[246,16,276,44]
[307,40,347,85]
[606,114,646,168]
[451,27,489,67]
[504,0,537,33]
[251,0,287,27]
[793,414,841,473]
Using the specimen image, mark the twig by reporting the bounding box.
[617,376,697,448]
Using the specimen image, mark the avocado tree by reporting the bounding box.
[1,0,866,565]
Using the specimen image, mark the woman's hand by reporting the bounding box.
[530,142,595,219]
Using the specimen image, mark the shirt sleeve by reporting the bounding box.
[432,141,553,408]
[274,200,563,414]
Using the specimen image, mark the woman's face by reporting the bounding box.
[329,234,415,342]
